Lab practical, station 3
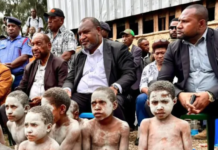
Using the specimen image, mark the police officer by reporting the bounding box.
[0,17,32,90]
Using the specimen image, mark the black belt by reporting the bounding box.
[13,71,24,76]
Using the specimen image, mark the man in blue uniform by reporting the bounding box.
[0,17,32,90]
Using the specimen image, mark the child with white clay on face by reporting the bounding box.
[41,87,81,150]
[138,81,192,150]
[18,106,60,150]
[82,87,130,150]
[67,101,88,128]
[5,91,30,150]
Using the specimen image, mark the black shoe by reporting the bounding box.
[135,138,139,146]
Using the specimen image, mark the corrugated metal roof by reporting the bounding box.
[47,0,201,30]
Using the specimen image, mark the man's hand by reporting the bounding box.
[30,96,42,107]
[4,63,12,69]
[64,88,72,98]
[178,92,195,110]
[190,92,210,114]
[110,86,118,95]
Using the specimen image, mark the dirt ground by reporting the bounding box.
[129,131,208,150]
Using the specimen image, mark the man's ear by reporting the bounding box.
[46,123,53,133]
[73,111,79,120]
[173,97,177,104]
[113,100,118,110]
[60,104,67,115]
[24,105,30,113]
[96,26,102,35]
[147,100,150,107]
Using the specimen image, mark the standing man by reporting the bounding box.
[168,18,179,42]
[100,21,111,39]
[137,37,151,68]
[25,8,44,35]
[44,8,77,66]
[63,17,136,121]
[121,29,142,130]
[158,4,218,148]
[0,17,32,90]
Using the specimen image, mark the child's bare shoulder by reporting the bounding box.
[49,137,60,150]
[115,118,129,132]
[174,116,189,127]
[18,140,28,149]
[141,118,153,126]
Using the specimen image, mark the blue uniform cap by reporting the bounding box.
[6,17,22,26]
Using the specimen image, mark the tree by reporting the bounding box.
[0,0,47,35]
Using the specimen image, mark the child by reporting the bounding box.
[0,125,13,150]
[18,106,59,150]
[139,81,192,150]
[67,101,88,127]
[82,87,130,150]
[41,87,81,150]
[5,91,30,150]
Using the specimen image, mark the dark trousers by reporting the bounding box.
[71,92,126,121]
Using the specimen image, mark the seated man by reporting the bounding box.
[41,87,81,150]
[63,17,135,121]
[82,87,130,150]
[18,106,60,150]
[0,63,12,105]
[16,33,68,107]
[139,81,191,150]
[5,91,30,150]
[67,101,88,127]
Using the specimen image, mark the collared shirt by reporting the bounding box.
[0,35,32,74]
[140,61,177,92]
[29,63,47,99]
[184,28,218,92]
[47,25,77,57]
[77,41,108,93]
[142,53,151,68]
[26,16,44,32]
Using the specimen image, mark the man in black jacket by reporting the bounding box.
[63,17,136,120]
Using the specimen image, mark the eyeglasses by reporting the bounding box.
[154,39,168,43]
[169,26,177,30]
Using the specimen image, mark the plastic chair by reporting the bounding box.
[79,113,94,119]
[215,119,218,147]
[181,113,215,150]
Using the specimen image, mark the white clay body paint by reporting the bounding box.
[5,97,25,122]
[24,112,49,142]
[41,97,54,112]
[91,91,113,120]
[149,90,174,119]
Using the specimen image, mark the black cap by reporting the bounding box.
[44,8,65,18]
[100,21,111,32]
[6,17,22,26]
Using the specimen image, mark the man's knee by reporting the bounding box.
[136,93,148,105]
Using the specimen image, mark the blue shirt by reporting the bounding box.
[0,35,32,74]
[184,28,218,92]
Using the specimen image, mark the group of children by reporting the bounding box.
[0,81,192,150]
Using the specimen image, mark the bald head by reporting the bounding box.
[32,33,50,43]
[185,4,208,22]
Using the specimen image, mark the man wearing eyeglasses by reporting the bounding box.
[158,4,218,146]
[168,18,179,42]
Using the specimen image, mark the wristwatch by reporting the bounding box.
[206,91,215,102]
[112,84,120,93]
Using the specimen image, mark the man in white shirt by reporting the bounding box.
[25,8,44,35]
[63,17,136,120]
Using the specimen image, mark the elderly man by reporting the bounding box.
[25,8,44,35]
[0,17,32,90]
[158,4,218,147]
[168,18,179,42]
[100,21,111,39]
[44,8,77,65]
[16,33,68,107]
[63,17,136,120]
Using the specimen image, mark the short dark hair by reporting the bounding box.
[170,18,179,25]
[185,4,208,21]
[148,81,175,99]
[81,17,101,28]
[92,87,116,102]
[43,87,71,112]
[28,106,53,124]
[152,39,169,53]
[7,91,29,107]
[137,37,148,46]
